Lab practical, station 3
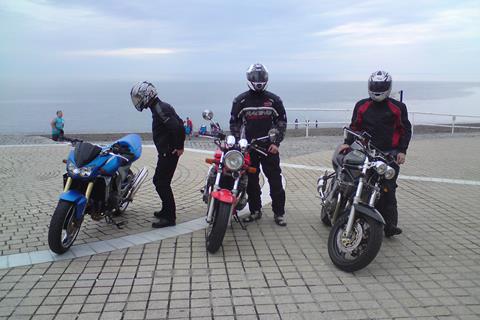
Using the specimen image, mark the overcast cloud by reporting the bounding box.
[1,0,479,81]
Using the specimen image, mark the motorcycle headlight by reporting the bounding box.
[67,162,81,175]
[385,166,396,180]
[224,150,244,171]
[374,161,387,175]
[67,162,76,174]
[79,167,93,177]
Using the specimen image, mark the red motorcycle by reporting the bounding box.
[200,110,277,253]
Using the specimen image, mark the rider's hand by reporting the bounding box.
[396,152,406,165]
[268,144,279,154]
[339,144,350,154]
[172,149,184,157]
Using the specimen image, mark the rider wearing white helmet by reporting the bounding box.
[340,71,412,237]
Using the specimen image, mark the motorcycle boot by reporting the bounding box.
[152,217,176,228]
[243,209,263,223]
[385,226,402,238]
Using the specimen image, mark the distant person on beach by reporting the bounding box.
[294,118,299,129]
[315,120,318,128]
[185,117,193,140]
[230,63,287,227]
[199,125,207,135]
[50,110,65,141]
[131,81,185,228]
[339,70,412,238]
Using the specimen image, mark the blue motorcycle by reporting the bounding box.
[48,134,149,254]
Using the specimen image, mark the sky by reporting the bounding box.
[0,0,479,82]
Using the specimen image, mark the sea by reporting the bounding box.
[1,80,479,134]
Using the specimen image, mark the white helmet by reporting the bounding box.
[368,71,392,102]
[246,63,269,92]
[130,81,158,111]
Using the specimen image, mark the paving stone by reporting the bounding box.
[1,135,480,320]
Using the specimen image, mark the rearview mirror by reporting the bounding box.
[202,109,213,121]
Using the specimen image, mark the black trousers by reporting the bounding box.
[375,161,400,230]
[152,152,179,222]
[247,152,286,216]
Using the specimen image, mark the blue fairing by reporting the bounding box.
[101,156,123,175]
[115,134,142,161]
[66,134,142,179]
[59,190,88,219]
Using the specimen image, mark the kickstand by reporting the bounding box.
[105,215,126,229]
[233,214,247,231]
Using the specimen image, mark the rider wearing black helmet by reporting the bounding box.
[131,81,185,228]
[230,63,288,226]
[340,71,412,237]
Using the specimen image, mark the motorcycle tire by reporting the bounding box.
[328,213,383,272]
[206,202,231,254]
[48,200,82,254]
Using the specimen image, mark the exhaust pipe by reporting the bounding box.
[317,177,326,203]
[127,167,149,201]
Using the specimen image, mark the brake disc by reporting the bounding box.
[337,221,364,253]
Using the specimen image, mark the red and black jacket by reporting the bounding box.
[230,90,287,147]
[345,98,412,154]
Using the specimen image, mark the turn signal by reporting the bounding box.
[247,167,257,174]
[205,158,215,164]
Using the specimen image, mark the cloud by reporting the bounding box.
[66,48,179,57]
[312,5,480,47]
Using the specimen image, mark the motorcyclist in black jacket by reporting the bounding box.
[131,81,185,228]
[340,71,412,237]
[230,64,288,226]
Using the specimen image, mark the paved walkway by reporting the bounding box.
[0,135,479,319]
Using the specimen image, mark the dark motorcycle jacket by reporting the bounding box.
[345,97,412,154]
[150,98,185,153]
[230,90,287,147]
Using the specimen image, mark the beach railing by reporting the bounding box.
[285,108,480,137]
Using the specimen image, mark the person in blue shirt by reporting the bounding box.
[51,110,65,141]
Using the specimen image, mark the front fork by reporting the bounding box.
[64,177,94,200]
[206,153,224,223]
[345,158,369,237]
[206,174,240,223]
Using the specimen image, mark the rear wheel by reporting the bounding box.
[206,202,231,253]
[48,200,82,254]
[328,213,383,272]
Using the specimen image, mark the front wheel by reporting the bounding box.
[48,200,83,254]
[328,213,383,272]
[206,201,231,253]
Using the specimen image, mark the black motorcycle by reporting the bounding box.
[317,128,397,272]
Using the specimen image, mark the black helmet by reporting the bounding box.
[246,63,268,92]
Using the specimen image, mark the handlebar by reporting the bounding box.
[344,127,395,161]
